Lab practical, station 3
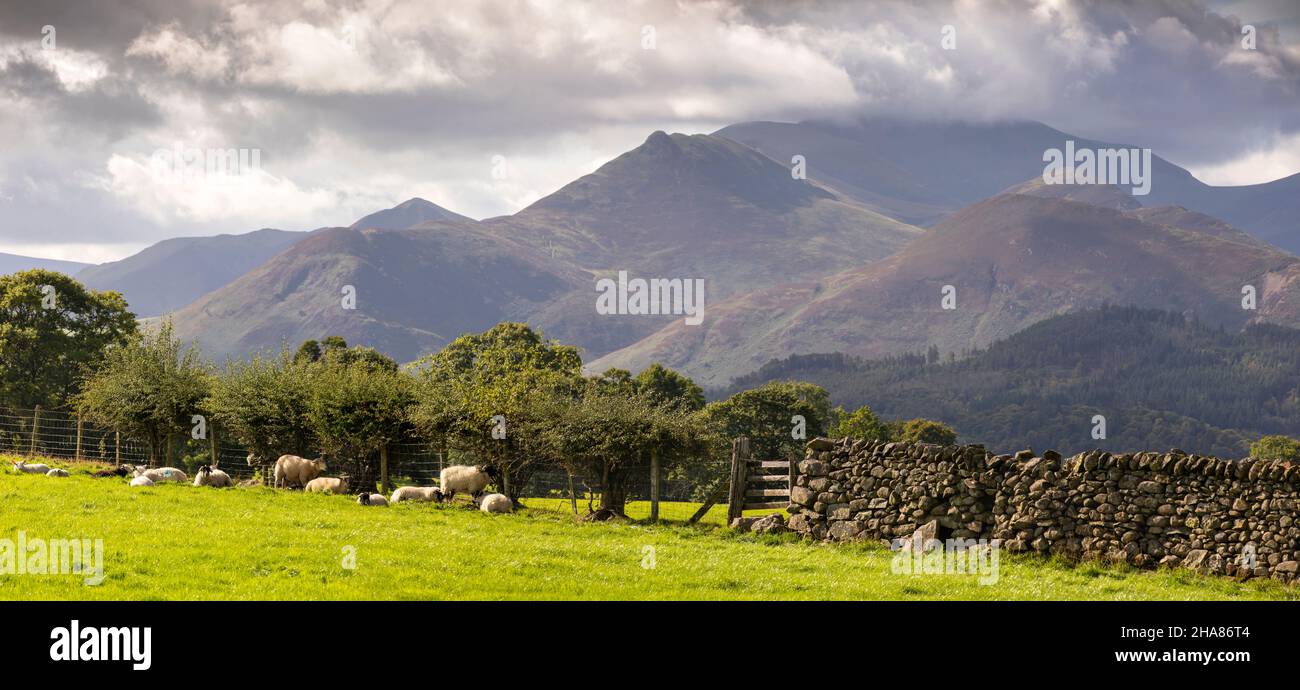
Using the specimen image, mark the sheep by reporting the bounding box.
[357,492,389,507]
[478,493,513,514]
[273,454,326,489]
[439,464,497,503]
[237,478,262,488]
[193,465,233,488]
[11,460,51,474]
[129,475,154,487]
[389,486,443,503]
[131,465,188,484]
[45,468,70,477]
[92,466,131,478]
[304,476,349,494]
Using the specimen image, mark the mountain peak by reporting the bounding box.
[349,198,471,230]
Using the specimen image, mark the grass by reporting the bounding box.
[2,456,1296,600]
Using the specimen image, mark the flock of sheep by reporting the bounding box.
[9,454,514,514]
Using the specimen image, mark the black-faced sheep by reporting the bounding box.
[305,476,349,494]
[11,460,51,474]
[439,464,498,503]
[272,454,326,489]
[479,493,513,514]
[357,492,389,506]
[193,465,233,488]
[390,486,442,503]
[92,466,131,478]
[131,466,188,483]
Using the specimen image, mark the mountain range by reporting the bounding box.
[0,252,91,276]
[11,118,1300,399]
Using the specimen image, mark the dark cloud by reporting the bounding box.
[0,0,1296,260]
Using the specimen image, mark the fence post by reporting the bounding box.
[649,450,661,522]
[726,437,750,526]
[28,405,41,457]
[210,421,219,468]
[74,414,84,461]
[380,444,390,493]
[114,431,121,466]
[567,471,578,514]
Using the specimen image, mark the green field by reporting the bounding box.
[2,457,1295,600]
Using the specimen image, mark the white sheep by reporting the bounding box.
[305,476,349,494]
[273,454,326,489]
[129,476,154,487]
[131,465,188,483]
[439,464,497,503]
[390,486,442,503]
[45,468,69,477]
[193,465,233,488]
[11,460,51,474]
[356,492,389,507]
[479,493,513,514]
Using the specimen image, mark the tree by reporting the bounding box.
[0,269,137,408]
[891,418,958,445]
[294,336,397,372]
[539,387,708,516]
[634,363,705,411]
[409,323,582,502]
[1250,435,1300,462]
[829,404,888,441]
[75,319,210,465]
[304,361,414,492]
[704,381,829,461]
[206,349,316,476]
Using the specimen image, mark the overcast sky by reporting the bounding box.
[1,0,1297,263]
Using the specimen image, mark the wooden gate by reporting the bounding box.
[686,437,795,525]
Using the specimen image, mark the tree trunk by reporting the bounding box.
[598,463,629,515]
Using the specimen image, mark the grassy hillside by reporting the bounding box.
[2,458,1293,600]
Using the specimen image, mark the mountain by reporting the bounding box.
[171,131,923,363]
[724,306,1300,458]
[0,252,92,276]
[169,223,575,361]
[717,119,1300,253]
[76,229,307,317]
[590,188,1300,386]
[349,197,471,230]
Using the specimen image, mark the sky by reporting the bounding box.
[0,0,1297,263]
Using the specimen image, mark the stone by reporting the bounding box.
[790,486,815,507]
[827,520,863,541]
[806,438,835,452]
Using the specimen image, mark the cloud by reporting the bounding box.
[0,0,1296,261]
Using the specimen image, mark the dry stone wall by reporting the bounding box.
[786,437,1300,582]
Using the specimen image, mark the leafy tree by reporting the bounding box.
[704,381,829,461]
[0,269,137,408]
[304,361,415,492]
[588,367,637,396]
[1250,435,1300,462]
[75,319,210,465]
[891,418,958,445]
[409,323,583,501]
[293,339,322,364]
[538,387,709,516]
[206,349,316,476]
[634,363,705,411]
[293,336,396,372]
[829,404,888,441]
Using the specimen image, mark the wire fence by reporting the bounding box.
[0,405,713,504]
